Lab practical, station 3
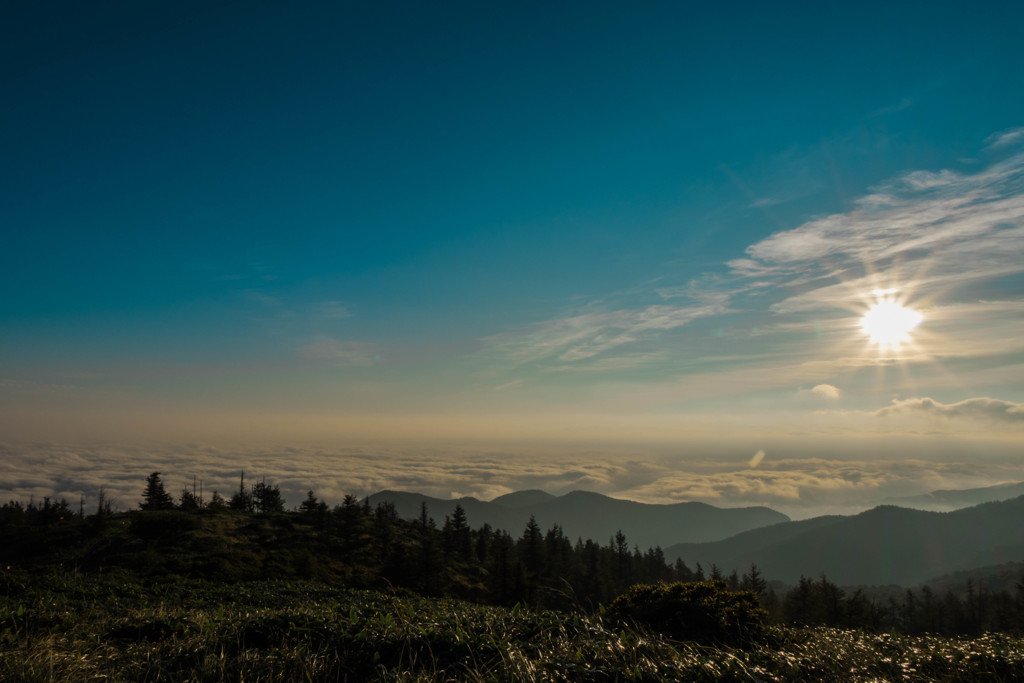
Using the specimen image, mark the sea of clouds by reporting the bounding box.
[4,439,1023,522]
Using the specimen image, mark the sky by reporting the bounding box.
[2,1,1024,519]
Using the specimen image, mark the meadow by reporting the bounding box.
[2,573,1023,682]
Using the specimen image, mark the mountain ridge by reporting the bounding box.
[365,489,789,550]
[665,495,1024,586]
[884,481,1024,510]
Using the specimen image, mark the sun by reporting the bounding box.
[860,295,923,347]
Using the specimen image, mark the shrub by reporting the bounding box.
[608,580,767,647]
[129,510,202,542]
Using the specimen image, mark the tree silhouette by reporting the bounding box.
[179,488,201,511]
[229,471,253,512]
[140,472,174,511]
[207,491,227,511]
[442,504,472,560]
[520,516,544,574]
[253,480,284,513]
[299,490,327,516]
[742,563,768,597]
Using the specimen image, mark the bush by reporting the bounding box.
[608,580,767,647]
[129,510,202,542]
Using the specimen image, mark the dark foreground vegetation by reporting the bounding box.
[3,474,1024,680]
[4,575,1024,682]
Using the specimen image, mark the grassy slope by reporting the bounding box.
[2,575,1024,682]
[4,512,1024,680]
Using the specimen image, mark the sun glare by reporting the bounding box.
[860,295,923,347]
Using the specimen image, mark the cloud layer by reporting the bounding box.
[3,439,1023,522]
[877,396,1024,423]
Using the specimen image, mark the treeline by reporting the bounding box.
[4,472,1024,638]
[0,470,282,523]
[0,496,80,526]
[774,574,1024,637]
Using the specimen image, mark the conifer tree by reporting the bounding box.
[229,471,253,512]
[520,515,545,574]
[443,504,472,560]
[208,491,227,511]
[252,480,284,513]
[179,488,201,511]
[300,490,327,516]
[742,563,768,597]
[140,472,174,510]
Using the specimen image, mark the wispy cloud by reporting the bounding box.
[297,338,378,366]
[545,352,670,373]
[483,301,730,369]
[867,97,913,118]
[733,153,1024,314]
[472,147,1024,400]
[985,127,1024,150]
[877,396,1024,423]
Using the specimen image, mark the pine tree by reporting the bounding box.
[520,516,545,574]
[253,480,284,513]
[208,491,227,511]
[475,522,494,564]
[179,488,201,511]
[442,504,472,560]
[229,471,253,512]
[300,490,327,516]
[742,563,768,597]
[612,530,631,588]
[673,558,695,582]
[140,472,174,511]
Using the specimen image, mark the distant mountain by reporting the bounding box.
[364,489,789,550]
[884,481,1024,511]
[665,496,1024,586]
[490,490,556,508]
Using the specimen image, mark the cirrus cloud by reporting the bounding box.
[730,151,1024,317]
[482,301,731,369]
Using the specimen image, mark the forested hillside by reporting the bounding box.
[666,497,1024,585]
[4,473,1024,637]
[365,488,788,549]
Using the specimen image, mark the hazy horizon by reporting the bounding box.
[3,2,1023,522]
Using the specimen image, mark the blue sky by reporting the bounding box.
[3,1,1024,514]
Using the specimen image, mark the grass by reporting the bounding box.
[2,573,1023,681]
